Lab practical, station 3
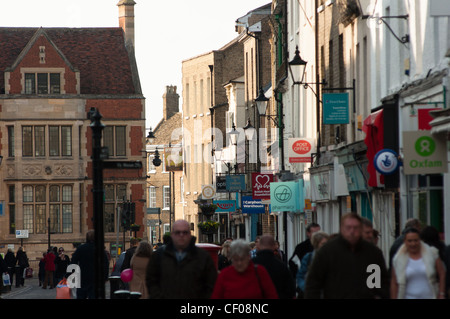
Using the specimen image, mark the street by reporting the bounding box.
[1,275,111,300]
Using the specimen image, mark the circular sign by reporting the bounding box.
[202,185,215,199]
[274,185,292,203]
[374,149,399,175]
[292,140,312,155]
[414,136,436,157]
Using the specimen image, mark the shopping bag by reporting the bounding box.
[56,278,71,299]
[25,267,33,278]
[2,273,11,286]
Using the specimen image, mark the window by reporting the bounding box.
[22,184,73,234]
[8,126,14,157]
[22,125,72,158]
[104,184,127,232]
[103,126,126,157]
[24,73,60,95]
[148,186,156,208]
[163,186,170,210]
[49,126,72,156]
[9,185,15,235]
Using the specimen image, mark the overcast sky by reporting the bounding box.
[1,0,271,131]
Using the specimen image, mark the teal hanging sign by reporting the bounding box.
[270,181,300,212]
[323,93,349,124]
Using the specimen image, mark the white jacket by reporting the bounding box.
[392,241,439,299]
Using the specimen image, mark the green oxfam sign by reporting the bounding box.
[403,131,447,175]
[414,136,436,157]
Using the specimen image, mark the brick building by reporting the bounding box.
[146,85,183,245]
[0,0,146,261]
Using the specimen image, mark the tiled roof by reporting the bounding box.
[0,27,139,95]
[153,113,183,145]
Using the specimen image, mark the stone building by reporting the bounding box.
[0,0,146,262]
[146,85,182,245]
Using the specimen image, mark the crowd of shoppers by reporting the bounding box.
[3,214,450,300]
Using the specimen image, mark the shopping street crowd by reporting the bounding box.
[2,212,450,299]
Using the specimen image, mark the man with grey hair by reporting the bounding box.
[146,220,217,298]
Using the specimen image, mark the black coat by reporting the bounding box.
[4,251,16,268]
[253,249,296,299]
[146,237,218,299]
[71,242,109,289]
[304,235,390,299]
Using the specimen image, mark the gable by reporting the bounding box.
[0,27,139,95]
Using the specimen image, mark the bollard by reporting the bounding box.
[129,291,142,299]
[109,276,122,299]
[113,289,130,299]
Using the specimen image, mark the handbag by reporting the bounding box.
[25,267,33,278]
[56,278,71,299]
[2,273,11,286]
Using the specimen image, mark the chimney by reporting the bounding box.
[117,0,136,47]
[163,86,180,120]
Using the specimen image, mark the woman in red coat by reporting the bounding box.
[43,248,56,289]
[211,239,278,299]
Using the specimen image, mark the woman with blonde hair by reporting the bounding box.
[391,228,446,299]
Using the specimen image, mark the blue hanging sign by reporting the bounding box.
[213,200,236,212]
[374,149,400,175]
[323,93,349,124]
[242,196,265,214]
[226,175,246,191]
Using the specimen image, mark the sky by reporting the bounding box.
[1,0,271,132]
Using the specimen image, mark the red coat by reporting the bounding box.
[44,253,56,271]
[211,261,278,299]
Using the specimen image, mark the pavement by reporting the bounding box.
[1,275,112,299]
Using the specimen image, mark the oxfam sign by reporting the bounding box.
[403,131,448,175]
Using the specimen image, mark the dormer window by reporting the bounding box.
[24,72,60,94]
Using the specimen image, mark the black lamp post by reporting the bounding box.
[90,108,106,299]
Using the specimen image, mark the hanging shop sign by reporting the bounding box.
[226,174,246,192]
[251,173,273,199]
[288,138,315,163]
[201,184,216,199]
[216,176,227,193]
[323,93,350,124]
[213,200,236,212]
[270,181,299,212]
[242,196,265,214]
[164,146,183,171]
[403,131,448,175]
[374,149,400,175]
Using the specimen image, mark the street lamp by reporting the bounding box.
[243,118,256,141]
[255,87,269,116]
[288,45,327,90]
[229,123,239,146]
[146,128,156,144]
[288,46,308,86]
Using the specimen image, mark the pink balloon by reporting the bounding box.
[121,268,133,283]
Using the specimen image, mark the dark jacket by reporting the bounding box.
[16,250,29,268]
[5,251,16,268]
[120,246,137,272]
[146,237,217,299]
[304,235,389,299]
[253,249,296,299]
[289,238,313,277]
[71,242,109,289]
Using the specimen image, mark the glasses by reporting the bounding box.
[173,230,190,236]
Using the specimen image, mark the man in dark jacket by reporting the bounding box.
[253,234,296,299]
[146,220,217,299]
[304,213,389,299]
[71,230,109,299]
[289,223,320,278]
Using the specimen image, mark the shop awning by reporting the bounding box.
[362,110,384,187]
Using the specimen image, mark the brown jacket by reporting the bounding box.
[130,255,151,299]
